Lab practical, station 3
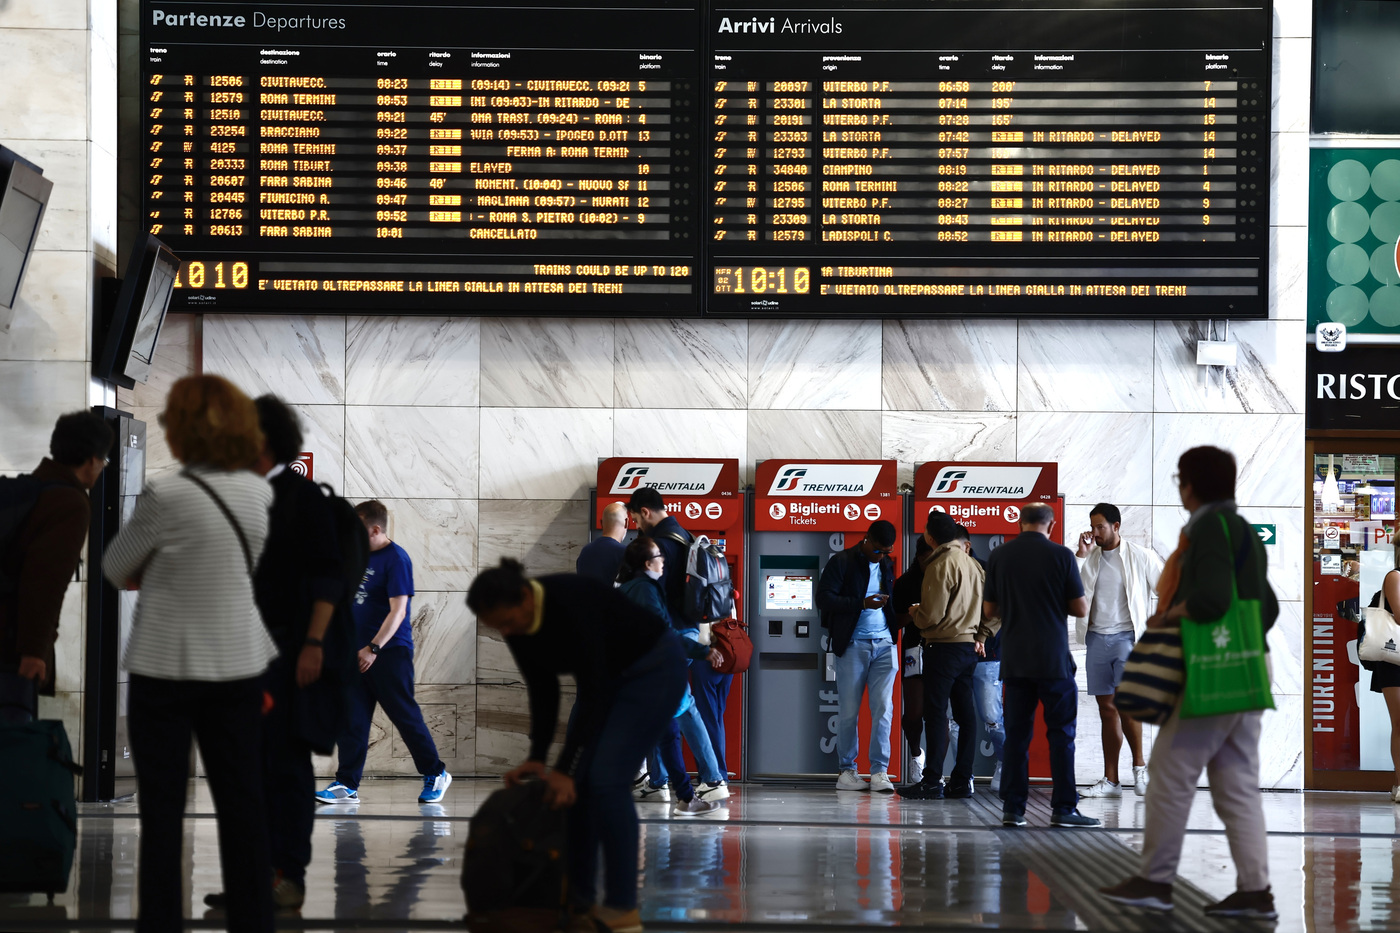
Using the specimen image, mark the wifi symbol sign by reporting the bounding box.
[290,452,314,479]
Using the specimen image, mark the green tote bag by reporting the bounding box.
[1179,514,1275,720]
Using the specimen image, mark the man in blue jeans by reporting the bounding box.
[983,503,1098,828]
[316,500,451,805]
[816,520,899,793]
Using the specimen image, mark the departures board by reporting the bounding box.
[137,0,1271,317]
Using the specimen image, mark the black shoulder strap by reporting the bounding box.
[657,529,691,548]
[183,471,253,576]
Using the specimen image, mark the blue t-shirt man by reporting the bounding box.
[853,560,893,643]
[354,541,415,650]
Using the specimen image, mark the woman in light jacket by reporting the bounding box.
[104,374,277,933]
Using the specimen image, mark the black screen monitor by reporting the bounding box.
[0,146,53,312]
[95,234,181,388]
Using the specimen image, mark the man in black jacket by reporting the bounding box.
[816,520,898,792]
[207,396,344,911]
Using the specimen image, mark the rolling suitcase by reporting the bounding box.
[463,780,568,932]
[0,719,81,900]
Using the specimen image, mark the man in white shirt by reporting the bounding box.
[1076,503,1164,798]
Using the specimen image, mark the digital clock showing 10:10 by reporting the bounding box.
[712,266,811,295]
[174,260,251,289]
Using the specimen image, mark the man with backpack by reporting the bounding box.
[0,411,113,723]
[204,396,359,911]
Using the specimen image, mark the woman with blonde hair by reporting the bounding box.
[104,375,277,933]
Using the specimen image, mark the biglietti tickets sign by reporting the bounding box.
[594,458,741,530]
[755,459,898,531]
[915,461,1059,535]
[1306,345,1400,431]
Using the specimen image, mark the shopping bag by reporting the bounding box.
[1114,627,1184,725]
[1359,573,1400,667]
[1179,515,1274,720]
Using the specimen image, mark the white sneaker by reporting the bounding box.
[1391,785,1400,804]
[869,772,895,793]
[990,762,1003,796]
[835,769,868,791]
[673,797,724,818]
[1133,766,1149,797]
[633,782,671,802]
[908,752,925,785]
[1082,777,1122,798]
[695,781,729,801]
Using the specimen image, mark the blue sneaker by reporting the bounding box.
[314,781,358,804]
[419,770,452,803]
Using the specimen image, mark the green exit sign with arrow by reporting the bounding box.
[1252,524,1276,545]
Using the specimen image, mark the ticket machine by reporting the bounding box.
[913,460,1062,780]
[747,460,904,782]
[591,457,746,779]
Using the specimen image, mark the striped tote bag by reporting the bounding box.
[1114,627,1184,725]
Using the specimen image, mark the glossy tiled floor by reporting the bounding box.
[4,779,1400,931]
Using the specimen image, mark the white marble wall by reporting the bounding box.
[0,0,120,756]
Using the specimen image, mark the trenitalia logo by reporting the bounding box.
[767,464,881,496]
[928,466,1043,499]
[607,462,724,496]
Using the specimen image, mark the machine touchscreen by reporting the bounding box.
[766,574,813,612]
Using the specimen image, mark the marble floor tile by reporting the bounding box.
[0,361,89,473]
[614,319,747,409]
[479,318,614,408]
[202,314,346,405]
[476,683,573,774]
[410,591,476,685]
[1270,224,1308,320]
[345,405,478,499]
[883,411,1017,488]
[376,498,477,592]
[612,408,746,462]
[115,312,196,410]
[748,410,882,467]
[477,499,590,576]
[478,407,611,500]
[1016,411,1154,505]
[882,319,1017,412]
[1151,412,1305,508]
[345,316,479,407]
[1154,320,1305,414]
[748,320,882,410]
[1017,321,1155,412]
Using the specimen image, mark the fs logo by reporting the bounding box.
[774,467,808,492]
[615,466,649,490]
[932,468,967,494]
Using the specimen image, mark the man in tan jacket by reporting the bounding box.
[899,511,993,799]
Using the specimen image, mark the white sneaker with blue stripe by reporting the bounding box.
[419,770,452,803]
[314,781,358,804]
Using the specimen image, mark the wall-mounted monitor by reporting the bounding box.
[766,573,814,612]
[0,145,53,312]
[94,233,181,388]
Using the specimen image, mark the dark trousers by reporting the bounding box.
[922,643,979,785]
[1002,676,1079,815]
[335,646,443,788]
[262,656,314,886]
[648,717,695,802]
[569,632,686,910]
[0,667,38,725]
[689,662,732,777]
[128,674,274,933]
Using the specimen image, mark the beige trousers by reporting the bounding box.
[1140,706,1269,891]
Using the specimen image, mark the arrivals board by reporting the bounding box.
[137,0,1271,318]
[705,0,1271,317]
[140,1,701,312]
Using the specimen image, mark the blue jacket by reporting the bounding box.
[816,545,895,657]
[618,576,709,662]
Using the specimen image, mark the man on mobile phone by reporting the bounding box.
[816,520,899,793]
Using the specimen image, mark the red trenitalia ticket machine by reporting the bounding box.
[592,458,746,779]
[747,459,904,782]
[913,460,1062,781]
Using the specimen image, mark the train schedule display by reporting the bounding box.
[138,0,1271,318]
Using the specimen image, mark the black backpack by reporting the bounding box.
[659,530,735,624]
[463,781,568,932]
[0,476,51,597]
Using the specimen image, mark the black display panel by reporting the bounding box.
[140,1,700,312]
[1312,1,1400,136]
[705,0,1271,317]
